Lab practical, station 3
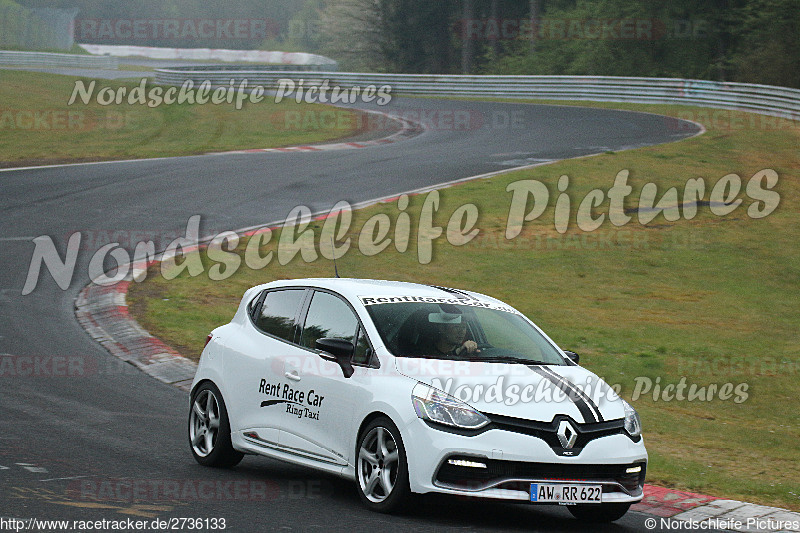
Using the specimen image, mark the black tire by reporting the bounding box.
[355,417,411,513]
[188,382,244,468]
[568,502,631,522]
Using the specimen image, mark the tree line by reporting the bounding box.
[312,0,798,88]
[13,0,799,88]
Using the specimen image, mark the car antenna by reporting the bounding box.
[331,236,340,278]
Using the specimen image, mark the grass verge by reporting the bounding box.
[0,70,365,167]
[127,99,799,510]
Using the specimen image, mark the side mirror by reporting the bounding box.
[563,350,580,364]
[315,338,355,378]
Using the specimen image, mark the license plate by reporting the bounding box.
[530,483,602,503]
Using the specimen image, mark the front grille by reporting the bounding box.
[436,457,646,494]
[483,412,635,456]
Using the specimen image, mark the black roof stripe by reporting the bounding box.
[429,285,477,300]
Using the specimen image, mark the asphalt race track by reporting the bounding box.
[0,96,718,532]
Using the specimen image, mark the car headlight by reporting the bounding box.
[412,382,489,429]
[622,399,642,438]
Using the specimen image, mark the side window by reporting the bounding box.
[248,291,266,321]
[300,291,358,352]
[255,289,306,342]
[353,326,372,365]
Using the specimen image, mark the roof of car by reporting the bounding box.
[257,278,501,305]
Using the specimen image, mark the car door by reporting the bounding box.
[223,287,308,447]
[281,289,374,466]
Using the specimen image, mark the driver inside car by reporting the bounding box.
[428,312,481,357]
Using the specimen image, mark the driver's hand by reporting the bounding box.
[460,340,479,354]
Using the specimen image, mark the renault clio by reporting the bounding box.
[188,278,646,522]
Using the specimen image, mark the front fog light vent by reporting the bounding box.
[448,459,487,469]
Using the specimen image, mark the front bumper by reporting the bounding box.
[403,417,647,503]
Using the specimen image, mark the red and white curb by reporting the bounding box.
[671,500,799,532]
[209,108,426,155]
[0,110,426,174]
[75,281,196,391]
[632,485,720,518]
[632,486,799,531]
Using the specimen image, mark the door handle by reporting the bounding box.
[284,371,301,382]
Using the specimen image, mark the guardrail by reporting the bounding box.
[154,68,800,120]
[0,50,118,69]
[80,44,337,69]
[157,64,335,72]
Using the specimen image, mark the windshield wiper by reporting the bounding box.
[399,354,451,360]
[455,356,556,365]
[399,354,559,365]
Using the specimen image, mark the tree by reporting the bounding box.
[379,0,456,73]
[732,0,800,88]
[319,0,388,71]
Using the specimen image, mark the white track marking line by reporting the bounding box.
[40,475,89,482]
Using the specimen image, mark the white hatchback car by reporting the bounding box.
[189,278,646,522]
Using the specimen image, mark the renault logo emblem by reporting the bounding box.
[557,420,578,449]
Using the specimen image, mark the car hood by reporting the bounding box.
[395,358,625,424]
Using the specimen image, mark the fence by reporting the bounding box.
[0,50,118,68]
[154,69,800,120]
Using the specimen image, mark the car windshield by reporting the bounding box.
[362,299,565,364]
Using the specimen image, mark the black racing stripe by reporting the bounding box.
[527,366,599,423]
[538,366,605,423]
[260,400,300,408]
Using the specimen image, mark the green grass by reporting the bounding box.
[0,70,364,167]
[0,44,90,54]
[128,99,800,510]
[115,64,157,72]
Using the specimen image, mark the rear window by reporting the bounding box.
[255,289,306,342]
